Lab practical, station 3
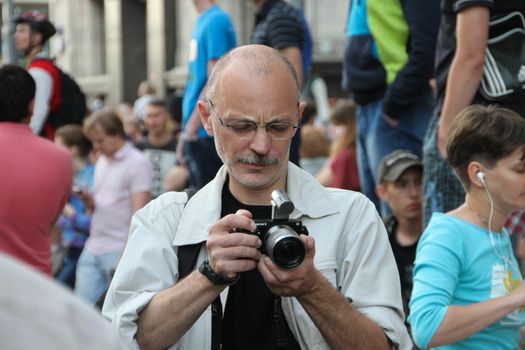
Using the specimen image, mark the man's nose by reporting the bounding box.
[409,183,422,197]
[248,127,272,154]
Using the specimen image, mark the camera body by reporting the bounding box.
[236,189,309,269]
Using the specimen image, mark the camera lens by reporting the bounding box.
[264,225,305,269]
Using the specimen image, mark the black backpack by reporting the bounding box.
[50,69,87,128]
[30,58,87,128]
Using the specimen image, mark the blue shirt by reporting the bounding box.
[409,213,524,349]
[182,5,236,139]
[58,164,94,248]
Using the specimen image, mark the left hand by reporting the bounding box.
[62,203,76,218]
[258,235,319,297]
[383,114,400,128]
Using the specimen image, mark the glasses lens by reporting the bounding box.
[267,122,294,140]
[228,120,257,139]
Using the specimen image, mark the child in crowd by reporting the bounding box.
[317,99,360,190]
[54,124,95,288]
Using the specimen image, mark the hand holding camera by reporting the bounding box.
[206,209,263,280]
[233,189,309,270]
[206,190,310,286]
[258,234,318,298]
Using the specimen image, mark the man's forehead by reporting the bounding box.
[16,23,30,30]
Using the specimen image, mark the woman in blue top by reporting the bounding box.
[409,105,525,349]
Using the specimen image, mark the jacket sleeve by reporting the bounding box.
[381,0,441,119]
[340,194,413,349]
[102,193,187,349]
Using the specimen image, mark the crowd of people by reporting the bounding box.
[1,0,525,349]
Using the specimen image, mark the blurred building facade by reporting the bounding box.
[1,0,347,111]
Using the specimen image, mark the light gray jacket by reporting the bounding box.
[103,163,412,349]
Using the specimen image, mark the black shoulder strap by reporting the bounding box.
[177,188,202,280]
[177,188,222,350]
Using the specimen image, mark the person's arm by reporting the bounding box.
[185,59,219,140]
[131,191,150,214]
[258,236,389,350]
[437,6,489,158]
[136,210,262,350]
[316,159,334,187]
[280,46,304,88]
[28,67,53,134]
[264,10,305,87]
[371,0,440,121]
[136,270,225,350]
[429,289,525,347]
[129,155,154,213]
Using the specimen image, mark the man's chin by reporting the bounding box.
[231,170,275,190]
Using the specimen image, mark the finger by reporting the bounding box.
[210,245,262,261]
[257,255,276,282]
[299,234,315,251]
[260,255,288,283]
[214,258,259,276]
[235,209,253,219]
[215,213,257,233]
[214,232,261,249]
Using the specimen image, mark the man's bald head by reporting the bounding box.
[206,45,300,105]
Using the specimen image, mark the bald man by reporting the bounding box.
[103,45,411,350]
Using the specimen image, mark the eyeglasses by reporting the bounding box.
[207,99,300,141]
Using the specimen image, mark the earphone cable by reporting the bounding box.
[483,181,520,276]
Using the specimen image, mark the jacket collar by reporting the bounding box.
[174,162,339,246]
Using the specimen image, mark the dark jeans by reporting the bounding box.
[185,137,223,190]
[55,247,83,289]
[356,88,433,217]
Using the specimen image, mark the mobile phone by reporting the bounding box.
[72,185,82,194]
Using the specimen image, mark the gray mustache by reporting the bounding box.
[237,154,279,166]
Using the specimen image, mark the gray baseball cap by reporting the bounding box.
[378,150,422,183]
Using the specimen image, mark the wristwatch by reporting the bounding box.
[198,260,239,286]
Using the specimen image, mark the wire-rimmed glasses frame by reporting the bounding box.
[207,99,300,141]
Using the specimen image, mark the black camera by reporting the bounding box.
[236,189,308,269]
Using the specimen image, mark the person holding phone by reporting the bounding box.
[54,125,95,288]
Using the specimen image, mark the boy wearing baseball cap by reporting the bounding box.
[376,149,423,320]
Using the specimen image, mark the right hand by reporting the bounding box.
[509,279,525,308]
[206,209,262,279]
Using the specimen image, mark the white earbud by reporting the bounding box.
[477,171,485,185]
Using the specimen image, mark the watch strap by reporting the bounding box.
[198,260,239,285]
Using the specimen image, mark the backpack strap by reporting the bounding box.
[177,188,222,349]
[27,58,62,111]
[177,188,201,280]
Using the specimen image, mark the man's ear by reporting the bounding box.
[197,100,214,136]
[22,98,35,124]
[297,101,307,124]
[376,183,388,203]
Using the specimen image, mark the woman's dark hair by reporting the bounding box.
[447,104,525,189]
[55,124,93,158]
[0,64,36,123]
